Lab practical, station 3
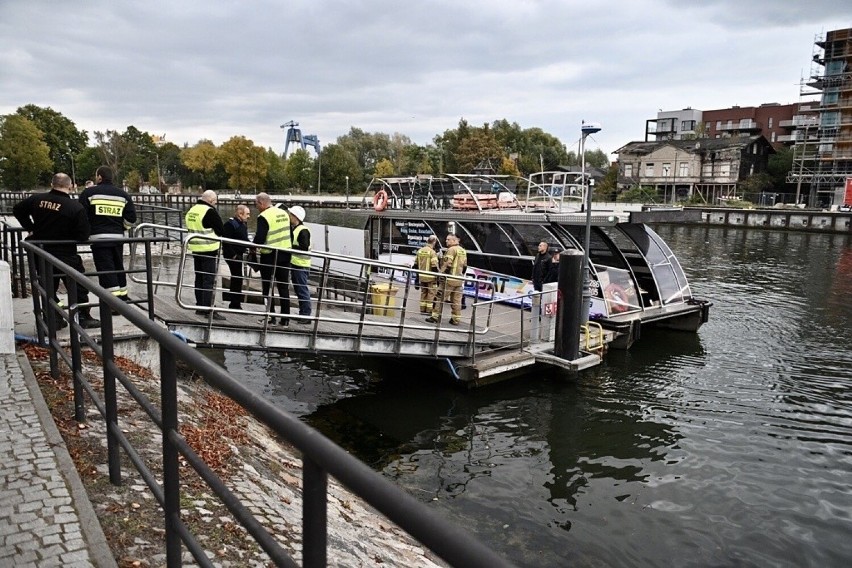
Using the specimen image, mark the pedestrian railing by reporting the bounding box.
[1,221,28,298]
[21,240,515,568]
[127,223,533,358]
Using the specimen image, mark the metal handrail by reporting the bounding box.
[21,240,515,568]
[130,223,511,357]
[1,221,28,298]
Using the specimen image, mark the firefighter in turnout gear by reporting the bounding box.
[415,234,440,314]
[426,233,467,326]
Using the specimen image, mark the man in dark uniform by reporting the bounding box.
[79,166,137,301]
[222,204,250,310]
[532,241,552,292]
[13,172,100,328]
[184,190,225,319]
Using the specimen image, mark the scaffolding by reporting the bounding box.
[787,28,852,207]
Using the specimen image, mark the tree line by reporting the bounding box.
[0,105,612,194]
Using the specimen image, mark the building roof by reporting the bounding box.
[614,135,774,156]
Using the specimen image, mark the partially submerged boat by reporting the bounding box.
[319,173,711,349]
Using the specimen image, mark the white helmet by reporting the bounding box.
[289,205,306,222]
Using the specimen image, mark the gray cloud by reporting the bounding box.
[1,0,849,156]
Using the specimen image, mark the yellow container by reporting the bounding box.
[370,283,399,316]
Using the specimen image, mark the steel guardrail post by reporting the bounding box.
[159,347,182,567]
[302,456,328,568]
[100,303,122,485]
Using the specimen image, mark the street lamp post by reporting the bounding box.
[345,175,350,207]
[580,121,602,324]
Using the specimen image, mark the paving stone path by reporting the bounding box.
[0,353,115,567]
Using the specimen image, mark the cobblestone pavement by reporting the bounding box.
[0,352,116,568]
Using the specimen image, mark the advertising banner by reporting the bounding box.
[845,177,852,206]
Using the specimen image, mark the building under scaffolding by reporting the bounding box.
[788,28,852,207]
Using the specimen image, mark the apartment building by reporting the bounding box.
[645,104,797,147]
[788,27,852,207]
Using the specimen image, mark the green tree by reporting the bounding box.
[318,143,362,194]
[767,145,793,191]
[219,136,267,190]
[595,163,619,200]
[498,156,521,177]
[92,126,157,182]
[584,149,610,169]
[15,104,88,185]
[75,147,101,184]
[124,170,142,191]
[181,140,220,190]
[0,114,53,191]
[283,148,315,191]
[264,148,288,192]
[375,158,395,177]
[456,126,502,173]
[158,142,183,188]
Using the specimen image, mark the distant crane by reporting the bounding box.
[281,120,321,158]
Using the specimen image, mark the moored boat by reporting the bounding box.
[332,174,712,348]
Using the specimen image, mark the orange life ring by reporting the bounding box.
[604,283,630,314]
[373,189,389,211]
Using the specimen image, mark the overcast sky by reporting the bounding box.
[1,1,849,159]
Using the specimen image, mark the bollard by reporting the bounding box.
[0,261,14,353]
[554,249,584,361]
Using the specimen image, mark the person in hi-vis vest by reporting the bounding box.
[288,205,312,321]
[253,193,292,326]
[184,190,224,319]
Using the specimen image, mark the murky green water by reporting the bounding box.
[215,225,852,567]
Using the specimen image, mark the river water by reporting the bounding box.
[214,224,852,567]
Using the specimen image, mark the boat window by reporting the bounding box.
[618,224,691,305]
[596,266,642,315]
[557,225,629,270]
[510,224,562,256]
[461,222,518,256]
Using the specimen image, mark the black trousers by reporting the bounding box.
[259,251,290,316]
[37,250,91,312]
[192,252,217,307]
[91,241,127,294]
[223,256,244,308]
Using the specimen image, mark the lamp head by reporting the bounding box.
[581,122,602,136]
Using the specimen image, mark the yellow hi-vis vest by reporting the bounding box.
[258,207,291,254]
[444,245,467,285]
[291,224,311,268]
[185,204,219,253]
[416,245,438,282]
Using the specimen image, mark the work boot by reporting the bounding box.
[425,316,438,323]
[78,313,101,329]
[212,312,226,321]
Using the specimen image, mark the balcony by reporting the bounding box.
[717,120,760,132]
[779,117,819,129]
